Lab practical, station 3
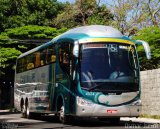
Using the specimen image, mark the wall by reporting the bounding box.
[140,68,160,115]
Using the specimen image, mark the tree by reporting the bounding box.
[0,0,64,32]
[53,2,78,28]
[133,26,160,70]
[87,4,113,25]
[106,0,160,36]
[53,0,113,28]
[0,25,67,76]
[141,0,160,27]
[75,0,97,25]
[3,25,67,39]
[106,0,146,36]
[0,25,67,108]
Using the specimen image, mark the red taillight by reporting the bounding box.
[107,110,117,114]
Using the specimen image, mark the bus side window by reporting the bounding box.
[22,58,26,72]
[16,60,20,73]
[51,55,56,62]
[17,59,23,73]
[63,53,69,64]
[40,49,47,66]
[47,45,56,63]
[35,52,40,67]
[59,43,73,77]
[26,54,35,70]
[27,63,34,70]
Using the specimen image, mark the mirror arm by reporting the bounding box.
[73,41,79,57]
[135,40,151,60]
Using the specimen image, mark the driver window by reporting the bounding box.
[59,43,74,78]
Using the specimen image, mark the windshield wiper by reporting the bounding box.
[88,82,107,91]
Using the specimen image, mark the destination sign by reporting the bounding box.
[83,43,107,48]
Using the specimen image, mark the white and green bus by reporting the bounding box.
[14,25,151,124]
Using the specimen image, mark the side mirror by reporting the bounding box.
[135,40,151,59]
[73,41,79,57]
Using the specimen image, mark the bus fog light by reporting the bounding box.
[77,96,94,106]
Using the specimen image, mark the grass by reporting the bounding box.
[140,114,160,119]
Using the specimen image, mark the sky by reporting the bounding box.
[58,0,75,3]
[57,0,112,5]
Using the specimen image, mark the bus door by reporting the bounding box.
[46,45,56,111]
[55,42,76,113]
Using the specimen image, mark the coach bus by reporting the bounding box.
[14,25,151,124]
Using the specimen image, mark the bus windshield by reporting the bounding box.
[80,43,139,93]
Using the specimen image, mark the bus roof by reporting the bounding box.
[18,25,131,59]
[52,25,123,42]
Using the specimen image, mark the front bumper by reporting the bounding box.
[75,97,141,117]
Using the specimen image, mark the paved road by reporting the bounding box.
[0,112,159,129]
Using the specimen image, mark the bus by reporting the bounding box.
[14,25,151,124]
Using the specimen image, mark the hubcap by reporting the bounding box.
[26,106,30,117]
[59,106,64,121]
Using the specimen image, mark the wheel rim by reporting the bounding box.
[22,105,26,114]
[26,105,30,117]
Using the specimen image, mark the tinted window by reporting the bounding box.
[16,45,56,73]
[59,43,73,77]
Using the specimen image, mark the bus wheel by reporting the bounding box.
[21,105,26,118]
[26,105,30,118]
[59,106,65,123]
[25,103,34,119]
[58,105,72,124]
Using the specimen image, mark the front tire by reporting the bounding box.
[58,105,68,124]
[58,105,73,124]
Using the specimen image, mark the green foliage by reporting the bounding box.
[140,114,160,120]
[0,34,9,40]
[0,0,63,32]
[54,0,113,28]
[0,48,21,68]
[18,45,27,49]
[3,25,67,39]
[133,26,160,44]
[0,37,18,46]
[133,26,160,70]
[0,25,68,76]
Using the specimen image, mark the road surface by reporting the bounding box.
[0,111,159,129]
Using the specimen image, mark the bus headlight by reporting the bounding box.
[77,96,94,106]
[131,100,142,106]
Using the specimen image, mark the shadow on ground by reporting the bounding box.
[0,112,159,129]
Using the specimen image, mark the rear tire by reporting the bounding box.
[22,101,33,119]
[21,105,27,118]
[26,104,31,118]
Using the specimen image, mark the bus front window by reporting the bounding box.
[80,43,139,93]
